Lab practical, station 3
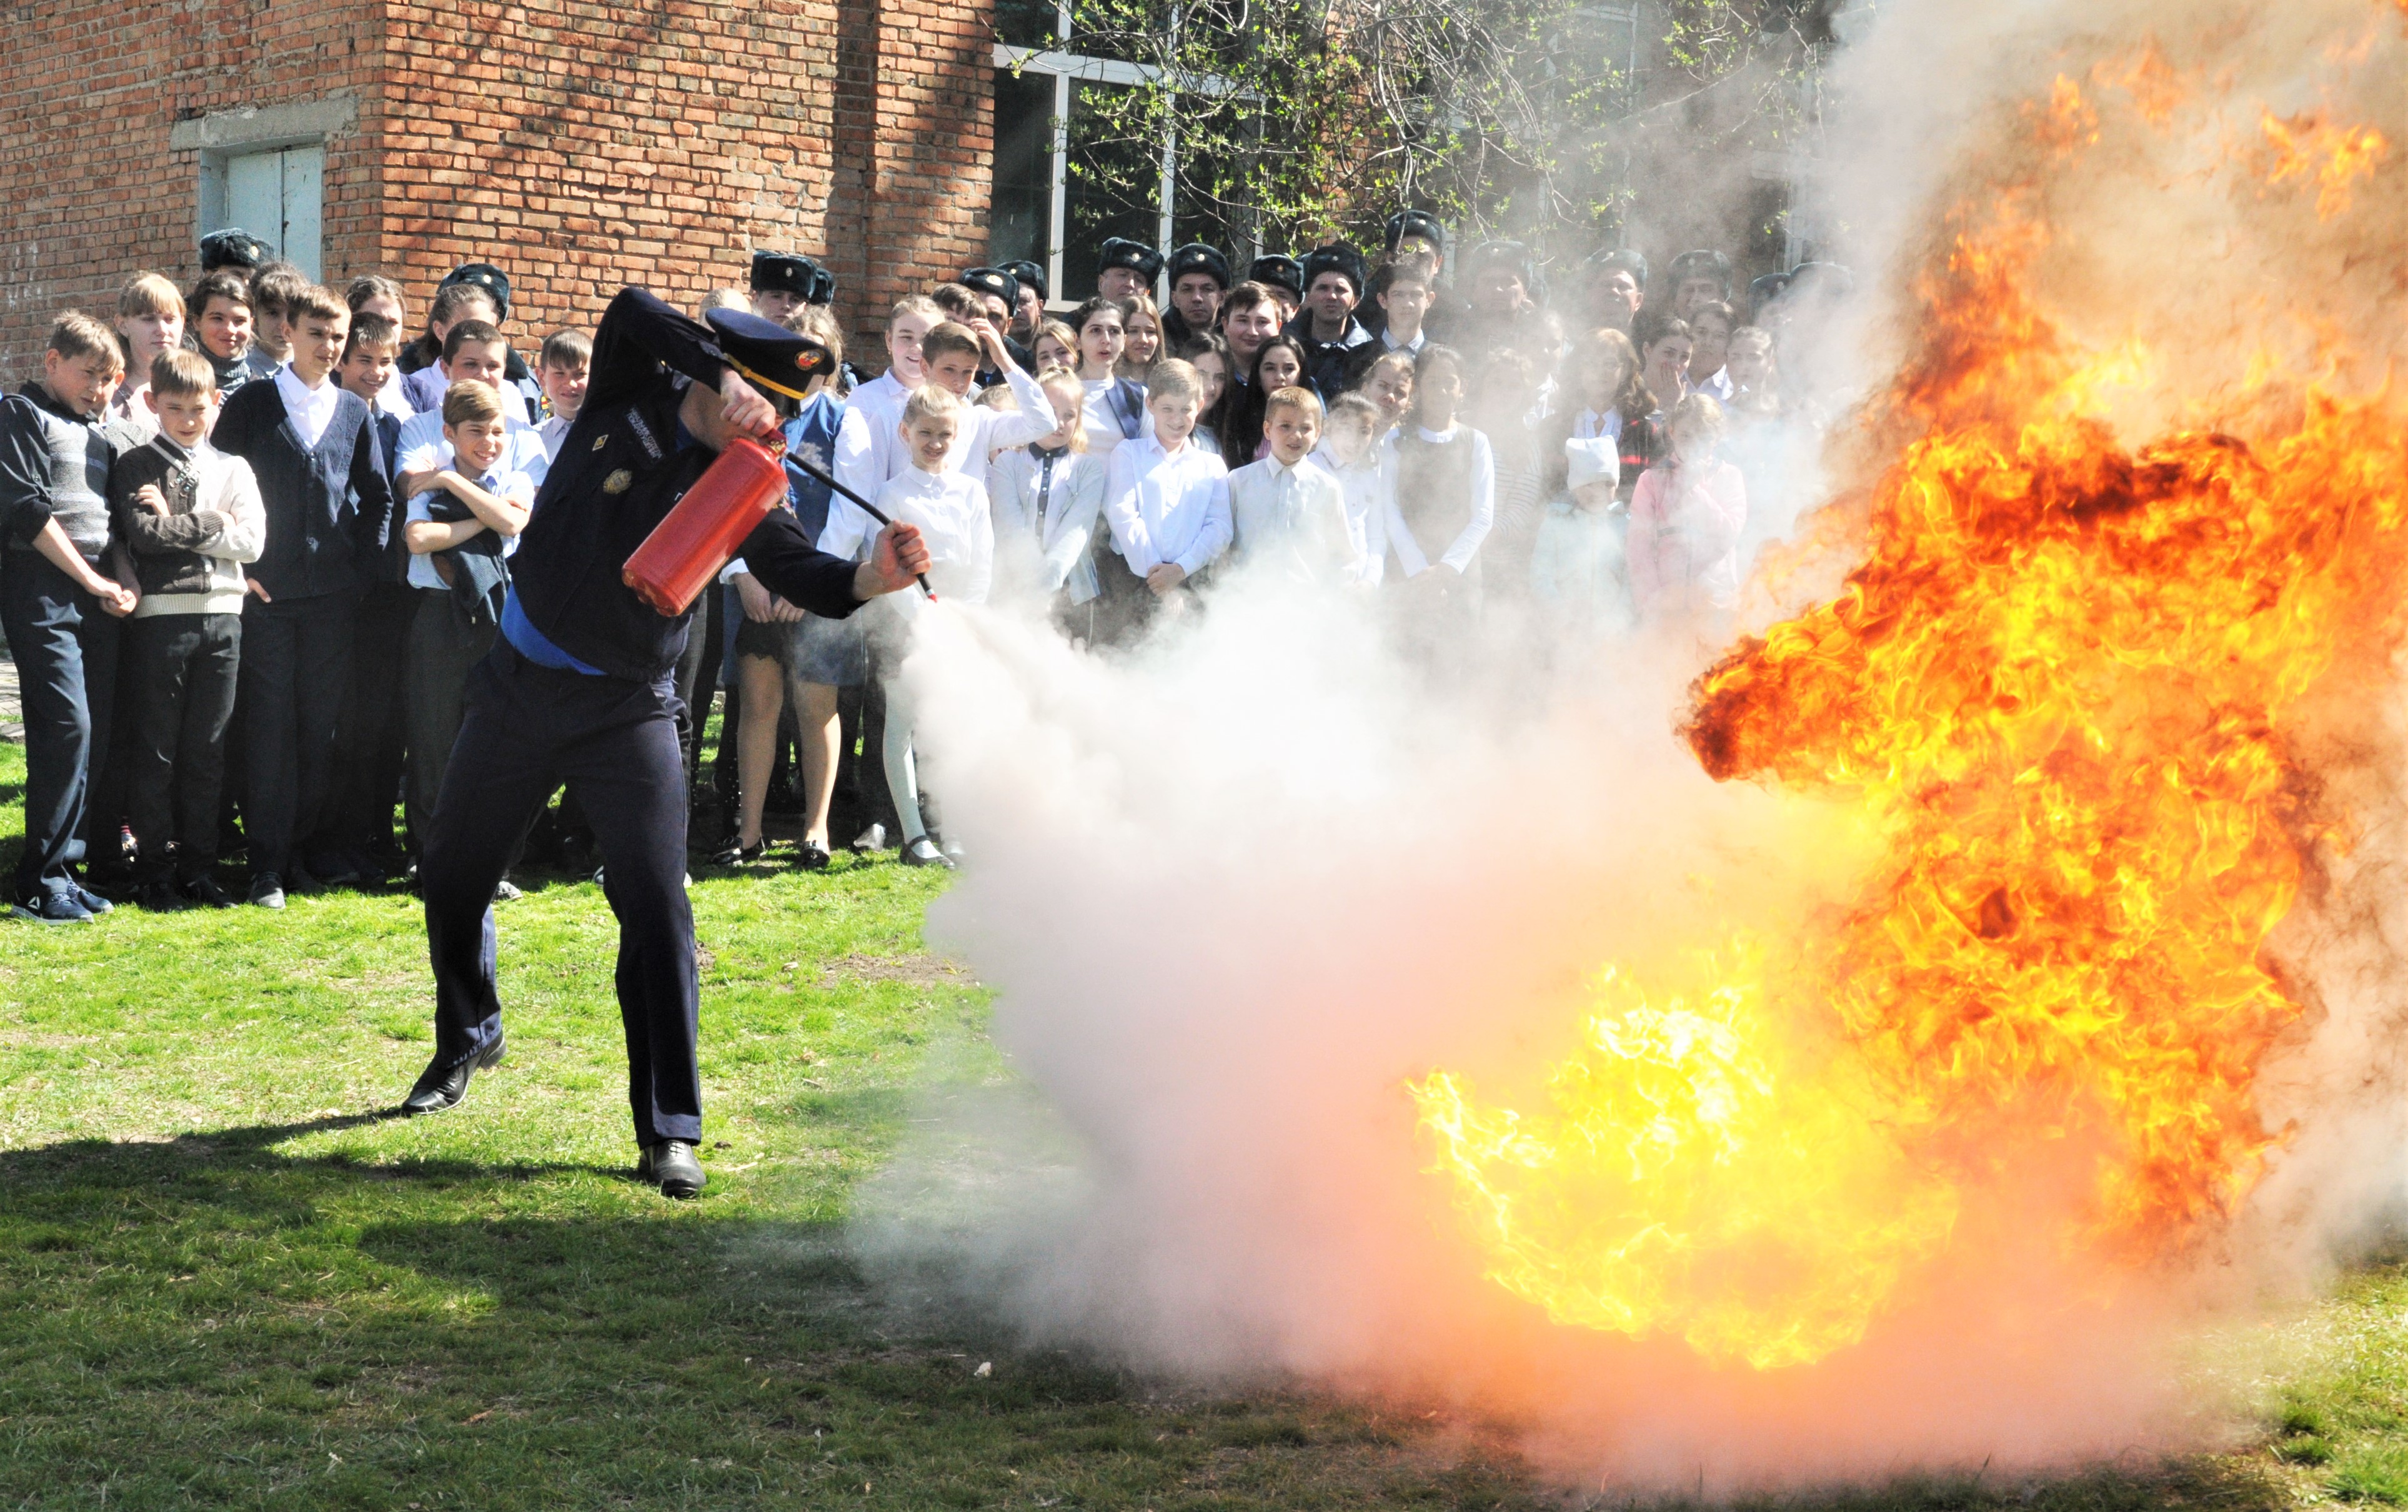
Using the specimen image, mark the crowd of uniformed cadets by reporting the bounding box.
[0,215,1848,922]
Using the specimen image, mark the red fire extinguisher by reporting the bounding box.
[620,435,787,615]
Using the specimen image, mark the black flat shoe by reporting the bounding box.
[709,836,765,866]
[400,1033,507,1116]
[637,1140,707,1198]
[899,836,954,869]
[798,840,832,872]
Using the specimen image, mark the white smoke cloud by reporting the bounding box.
[843,0,2407,1489]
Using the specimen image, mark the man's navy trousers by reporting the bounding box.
[420,640,705,1146]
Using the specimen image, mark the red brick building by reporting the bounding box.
[0,0,998,377]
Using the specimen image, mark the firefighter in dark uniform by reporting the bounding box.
[399,288,930,1199]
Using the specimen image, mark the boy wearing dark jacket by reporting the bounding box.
[211,284,393,907]
[111,350,265,910]
[0,312,136,922]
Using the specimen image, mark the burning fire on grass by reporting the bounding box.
[1411,64,2407,1371]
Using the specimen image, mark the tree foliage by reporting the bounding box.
[1030,0,1844,259]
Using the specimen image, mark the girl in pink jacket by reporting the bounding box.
[1626,394,1748,622]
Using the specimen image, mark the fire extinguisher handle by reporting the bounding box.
[784,450,937,600]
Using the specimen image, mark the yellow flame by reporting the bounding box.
[1410,953,1959,1370]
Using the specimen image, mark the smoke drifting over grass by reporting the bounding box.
[845,0,2406,1489]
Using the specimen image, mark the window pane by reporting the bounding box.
[1066,0,1166,65]
[1062,81,1161,299]
[995,0,1060,48]
[281,146,324,280]
[226,152,282,254]
[990,69,1057,268]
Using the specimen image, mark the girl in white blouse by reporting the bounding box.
[988,366,1108,640]
[1379,345,1496,630]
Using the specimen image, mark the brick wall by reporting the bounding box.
[0,0,388,379]
[0,0,997,380]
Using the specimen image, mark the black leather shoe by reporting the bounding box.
[136,879,190,913]
[400,1033,507,1116]
[637,1140,707,1198]
[899,836,953,869]
[709,835,764,866]
[798,840,832,872]
[182,874,236,909]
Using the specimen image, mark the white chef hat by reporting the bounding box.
[1565,436,1619,492]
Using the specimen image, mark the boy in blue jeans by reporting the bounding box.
[0,312,137,922]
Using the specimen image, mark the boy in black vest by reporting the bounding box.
[0,313,136,922]
[212,284,394,907]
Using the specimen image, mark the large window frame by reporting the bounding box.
[992,5,1243,306]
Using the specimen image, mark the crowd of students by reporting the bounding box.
[0,212,1839,919]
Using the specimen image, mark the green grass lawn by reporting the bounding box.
[0,739,2401,1510]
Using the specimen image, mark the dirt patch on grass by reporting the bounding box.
[817,952,973,988]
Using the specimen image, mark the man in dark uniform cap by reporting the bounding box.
[959,267,1035,383]
[1583,247,1649,336]
[1365,210,1448,341]
[1095,236,1163,301]
[1246,255,1305,325]
[1286,242,1373,396]
[1000,259,1048,345]
[1160,242,1229,349]
[401,289,931,1198]
[199,228,274,272]
[750,251,821,323]
[1666,248,1735,320]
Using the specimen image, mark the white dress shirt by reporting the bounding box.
[1696,367,1734,403]
[867,465,995,605]
[1379,424,1496,577]
[1103,434,1231,579]
[1225,454,1355,584]
[274,364,342,450]
[1308,445,1386,585]
[376,370,415,422]
[393,407,553,492]
[404,465,533,590]
[832,371,912,505]
[537,412,575,460]
[943,364,1057,475]
[1380,327,1427,357]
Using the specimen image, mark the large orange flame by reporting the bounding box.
[1411,78,2406,1367]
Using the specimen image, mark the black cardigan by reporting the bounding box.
[211,377,393,602]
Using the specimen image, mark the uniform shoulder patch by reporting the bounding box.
[602,469,634,494]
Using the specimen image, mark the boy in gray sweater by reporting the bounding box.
[111,350,265,910]
[0,312,136,923]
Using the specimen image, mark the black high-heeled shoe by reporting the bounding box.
[709,835,765,866]
[798,840,832,872]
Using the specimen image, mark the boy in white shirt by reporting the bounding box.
[1100,358,1230,639]
[391,322,552,499]
[871,385,992,870]
[400,380,534,858]
[1225,387,1355,585]
[1309,392,1386,585]
[535,330,590,460]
